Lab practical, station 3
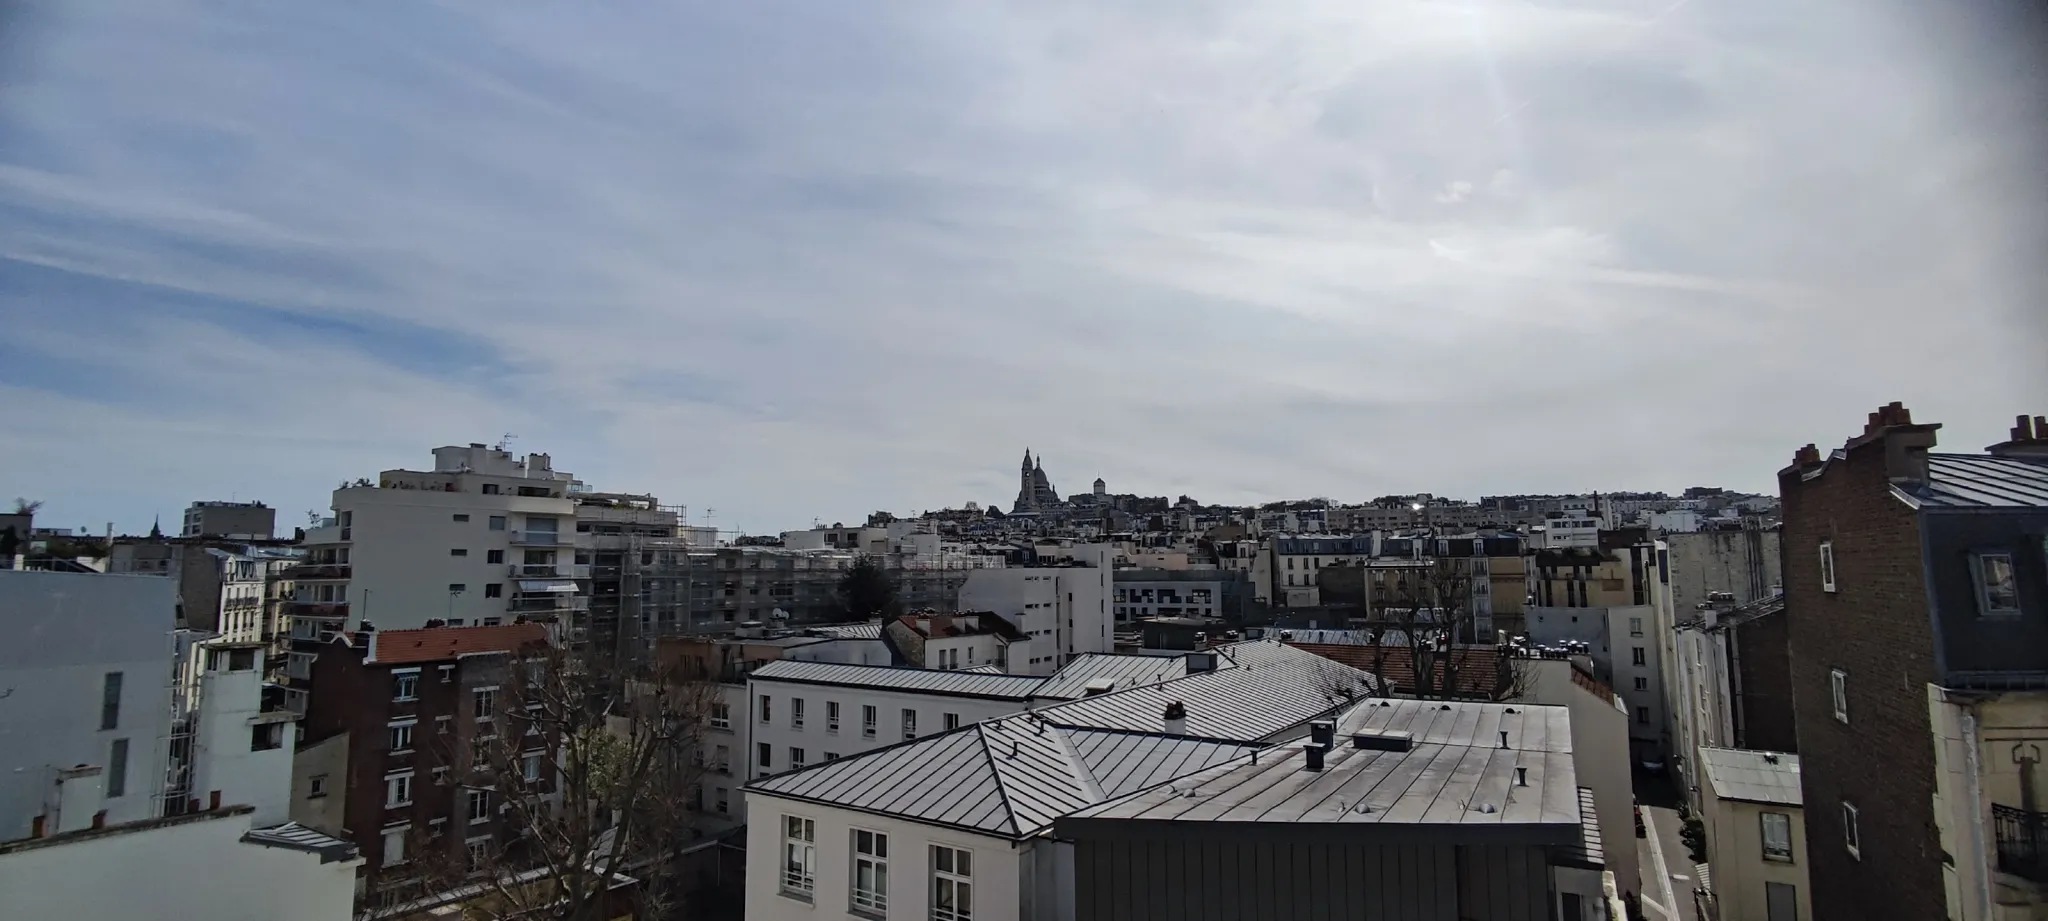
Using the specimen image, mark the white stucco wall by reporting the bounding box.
[746,679,1026,780]
[328,486,577,631]
[744,795,1021,921]
[960,547,1112,675]
[1522,659,1640,900]
[0,810,359,921]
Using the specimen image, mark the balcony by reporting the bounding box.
[282,563,352,581]
[288,600,349,618]
[509,530,574,547]
[509,564,570,578]
[1995,804,2048,883]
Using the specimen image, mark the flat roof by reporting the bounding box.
[1062,698,1579,842]
[1697,747,1801,807]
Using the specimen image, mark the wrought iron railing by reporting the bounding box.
[1994,804,2048,883]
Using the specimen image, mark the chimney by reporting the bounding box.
[1848,402,1940,484]
[1186,651,1217,674]
[1988,413,2048,459]
[1162,701,1187,736]
[1304,744,1326,773]
[1310,720,1335,748]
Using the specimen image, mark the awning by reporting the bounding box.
[517,580,578,594]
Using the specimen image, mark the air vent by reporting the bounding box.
[1352,730,1414,752]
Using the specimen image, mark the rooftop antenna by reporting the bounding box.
[496,433,517,452]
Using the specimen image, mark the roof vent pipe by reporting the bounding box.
[1515,766,1528,787]
[1499,730,1510,749]
[1304,745,1326,773]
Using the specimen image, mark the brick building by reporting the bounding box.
[293,623,551,904]
[1781,405,2048,921]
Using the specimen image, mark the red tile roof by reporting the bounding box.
[367,624,550,665]
[1286,642,1508,700]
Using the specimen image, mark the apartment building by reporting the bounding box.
[1696,747,1809,921]
[1780,406,2048,921]
[181,500,276,540]
[0,642,357,921]
[744,660,1048,784]
[1665,525,1782,614]
[882,612,1026,671]
[1524,533,1674,764]
[294,623,552,904]
[1669,594,1795,812]
[958,547,1113,674]
[1112,568,1253,622]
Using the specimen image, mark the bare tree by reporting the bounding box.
[1359,557,1526,701]
[363,643,720,921]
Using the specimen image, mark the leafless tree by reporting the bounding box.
[362,644,721,921]
[1355,558,1526,701]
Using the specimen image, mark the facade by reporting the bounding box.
[1779,405,2048,921]
[1526,604,1667,763]
[1669,594,1795,811]
[882,612,1025,671]
[1697,747,1809,921]
[744,660,1047,784]
[1664,526,1782,614]
[295,623,552,902]
[0,570,176,837]
[958,548,1113,675]
[1112,568,1253,623]
[182,500,277,540]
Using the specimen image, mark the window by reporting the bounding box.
[827,701,841,733]
[448,583,466,593]
[826,752,840,761]
[474,687,498,721]
[1842,802,1861,859]
[106,739,128,798]
[383,826,407,865]
[777,818,821,901]
[944,712,961,731]
[389,720,416,753]
[1634,676,1649,692]
[309,774,328,798]
[932,845,974,921]
[1632,647,1646,667]
[791,747,806,770]
[386,771,414,807]
[863,705,878,738]
[760,695,773,724]
[488,515,506,531]
[1820,541,1836,593]
[451,548,468,557]
[486,548,505,565]
[484,583,503,599]
[467,789,491,822]
[1974,553,2021,616]
[1831,668,1849,723]
[716,788,729,813]
[1629,616,1644,637]
[758,742,772,770]
[1762,811,1794,861]
[453,513,470,522]
[711,702,731,730]
[792,697,805,729]
[903,709,918,740]
[100,671,123,730]
[394,672,419,701]
[467,837,492,869]
[1636,706,1649,724]
[853,829,890,913]
[714,744,730,773]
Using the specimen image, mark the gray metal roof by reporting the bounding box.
[746,715,1258,839]
[804,622,885,640]
[1697,747,1801,806]
[1064,698,1580,836]
[241,822,360,863]
[1032,640,1376,741]
[1034,653,1227,701]
[748,659,1046,701]
[1910,454,2048,509]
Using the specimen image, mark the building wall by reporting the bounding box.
[291,734,351,837]
[745,679,1026,779]
[743,797,1021,921]
[961,552,1111,674]
[1665,529,1782,613]
[184,502,276,540]
[0,571,176,839]
[1929,686,2048,921]
[1780,434,1946,921]
[331,487,577,632]
[1702,794,1810,921]
[1522,659,1639,899]
[0,809,358,921]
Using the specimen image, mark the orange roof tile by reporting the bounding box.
[367,624,550,665]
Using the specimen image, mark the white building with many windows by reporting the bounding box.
[745,661,1048,783]
[958,547,1113,675]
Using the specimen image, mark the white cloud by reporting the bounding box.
[0,0,2042,533]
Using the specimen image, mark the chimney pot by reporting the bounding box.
[91,810,105,829]
[30,815,44,838]
[1515,766,1528,787]
[1304,745,1325,773]
[1499,730,1510,749]
[209,790,222,811]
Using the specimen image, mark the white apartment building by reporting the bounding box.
[958,546,1113,675]
[746,660,1046,782]
[1531,517,1603,550]
[292,444,589,638]
[0,570,176,837]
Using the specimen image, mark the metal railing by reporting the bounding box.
[1995,804,2048,883]
[509,530,573,547]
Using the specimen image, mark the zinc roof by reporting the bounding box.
[1033,640,1376,741]
[1697,747,1802,807]
[747,659,1046,701]
[1034,653,1225,701]
[1908,454,2048,509]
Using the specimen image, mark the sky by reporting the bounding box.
[2,0,2045,537]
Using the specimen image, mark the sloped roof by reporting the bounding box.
[1698,747,1801,806]
[748,659,1046,701]
[365,624,549,665]
[747,715,1257,838]
[1035,653,1226,701]
[241,822,359,863]
[1287,642,1507,700]
[804,622,885,640]
[1031,640,1375,741]
[1907,454,2048,509]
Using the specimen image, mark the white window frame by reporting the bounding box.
[522,750,543,783]
[1632,647,1646,667]
[1842,801,1860,859]
[382,823,408,865]
[466,836,492,870]
[1761,811,1794,862]
[389,719,417,754]
[932,844,973,921]
[863,705,878,738]
[1820,541,1837,593]
[782,816,817,897]
[385,771,414,808]
[903,709,917,741]
[473,686,499,728]
[827,701,841,734]
[710,702,731,730]
[1830,668,1849,723]
[852,828,889,914]
[791,747,806,771]
[467,789,491,822]
[792,697,805,730]
[1973,552,2021,617]
[393,669,420,702]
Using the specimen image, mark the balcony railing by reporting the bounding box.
[509,530,573,547]
[282,563,352,581]
[510,564,567,578]
[288,601,349,618]
[1995,804,2048,883]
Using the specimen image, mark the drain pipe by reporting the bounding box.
[1964,705,1992,921]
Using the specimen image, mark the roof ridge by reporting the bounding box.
[1047,721,1105,802]
[974,721,1025,837]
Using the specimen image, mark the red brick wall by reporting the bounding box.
[1780,436,1945,921]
